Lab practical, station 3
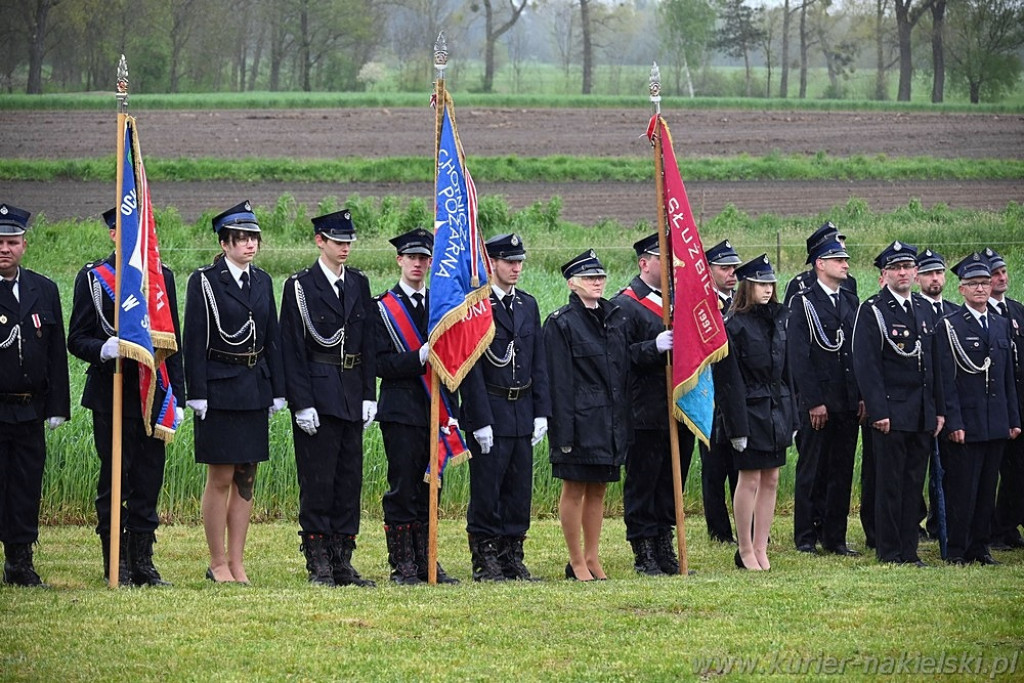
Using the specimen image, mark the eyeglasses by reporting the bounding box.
[884,264,917,272]
[961,280,992,290]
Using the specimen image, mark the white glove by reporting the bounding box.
[269,397,286,418]
[440,417,459,435]
[418,343,430,365]
[655,330,673,353]
[362,400,377,430]
[46,416,66,430]
[295,407,319,435]
[100,336,120,361]
[531,417,548,446]
[174,407,185,425]
[730,437,748,452]
[187,399,208,421]
[473,425,494,454]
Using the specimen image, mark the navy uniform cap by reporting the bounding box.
[312,209,356,242]
[735,253,777,283]
[212,200,260,234]
[632,233,660,258]
[808,237,848,263]
[952,252,992,281]
[0,203,31,236]
[561,249,606,279]
[102,208,118,230]
[805,221,845,264]
[982,247,1006,271]
[390,228,433,256]
[705,239,741,266]
[916,249,946,273]
[486,233,526,261]
[873,240,918,269]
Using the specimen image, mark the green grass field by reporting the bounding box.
[2,518,1022,681]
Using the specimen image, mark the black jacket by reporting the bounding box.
[279,262,376,421]
[460,286,551,437]
[852,287,942,432]
[714,302,797,452]
[787,282,859,413]
[544,293,645,466]
[988,296,1024,416]
[938,306,1019,441]
[610,276,672,430]
[68,253,184,418]
[183,259,284,410]
[0,267,70,423]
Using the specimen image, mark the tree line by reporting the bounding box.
[2,0,1021,103]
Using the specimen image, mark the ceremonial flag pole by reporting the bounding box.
[648,64,689,576]
[109,55,129,588]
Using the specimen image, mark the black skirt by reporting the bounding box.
[732,446,786,471]
[194,408,270,465]
[552,462,621,483]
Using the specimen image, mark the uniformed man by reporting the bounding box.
[0,203,70,588]
[783,221,858,306]
[611,233,686,575]
[937,253,1020,565]
[460,233,551,581]
[280,209,376,587]
[852,241,944,566]
[375,228,459,585]
[914,249,958,542]
[68,208,184,586]
[984,247,1024,551]
[788,235,862,556]
[700,239,741,544]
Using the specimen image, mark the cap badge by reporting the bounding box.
[589,249,596,258]
[0,206,7,215]
[725,240,732,248]
[511,235,520,246]
[894,241,902,251]
[343,210,351,220]
[761,255,769,264]
[243,201,252,211]
[973,254,980,261]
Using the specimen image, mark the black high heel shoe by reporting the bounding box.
[734,550,748,570]
[565,563,577,580]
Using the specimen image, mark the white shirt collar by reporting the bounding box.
[920,293,943,306]
[318,258,345,287]
[224,259,250,288]
[491,284,514,300]
[817,280,840,298]
[399,280,426,302]
[887,287,910,308]
[967,306,988,325]
[989,296,1006,308]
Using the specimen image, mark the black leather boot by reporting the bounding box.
[99,532,132,586]
[128,531,172,587]
[384,524,421,585]
[3,543,48,588]
[468,534,507,582]
[299,532,335,586]
[412,522,459,584]
[630,537,666,576]
[498,535,539,581]
[329,534,375,587]
[655,531,680,575]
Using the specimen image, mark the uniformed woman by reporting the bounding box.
[184,201,285,584]
[714,254,796,571]
[544,249,643,581]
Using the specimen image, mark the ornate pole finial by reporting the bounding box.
[649,61,662,115]
[434,32,448,79]
[116,54,129,114]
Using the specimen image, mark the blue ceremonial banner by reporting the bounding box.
[675,366,715,445]
[117,121,154,367]
[428,93,494,392]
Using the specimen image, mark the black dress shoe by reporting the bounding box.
[825,544,862,557]
[946,557,968,566]
[796,544,817,554]
[903,559,930,568]
[711,535,738,545]
[972,554,1001,566]
[1006,536,1024,549]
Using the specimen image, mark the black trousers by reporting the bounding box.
[859,423,876,548]
[381,422,438,526]
[942,439,1004,560]
[92,411,166,536]
[699,437,737,542]
[466,433,533,537]
[872,428,930,563]
[992,435,1024,544]
[624,426,694,540]
[294,415,363,536]
[0,420,46,545]
[793,410,858,549]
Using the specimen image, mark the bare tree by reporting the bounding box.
[930,0,946,102]
[579,0,592,93]
[25,0,59,94]
[473,0,528,93]
[893,0,935,101]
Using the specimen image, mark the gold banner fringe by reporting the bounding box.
[427,284,496,392]
[670,342,729,448]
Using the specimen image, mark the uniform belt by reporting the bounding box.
[0,392,33,405]
[208,347,264,368]
[309,351,362,369]
[485,381,532,401]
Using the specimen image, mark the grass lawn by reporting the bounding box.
[2,517,1022,681]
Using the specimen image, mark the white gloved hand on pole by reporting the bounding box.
[655,330,673,353]
[100,336,120,361]
[418,343,430,365]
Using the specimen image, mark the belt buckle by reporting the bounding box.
[343,354,356,370]
[247,352,257,369]
[507,386,520,401]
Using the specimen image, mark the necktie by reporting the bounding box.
[980,314,988,331]
[335,279,345,308]
[934,302,943,318]
[0,279,15,307]
[723,296,733,312]
[999,301,1008,318]
[903,299,913,317]
[503,293,514,316]
[240,270,250,298]
[411,292,425,327]
[830,293,839,308]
